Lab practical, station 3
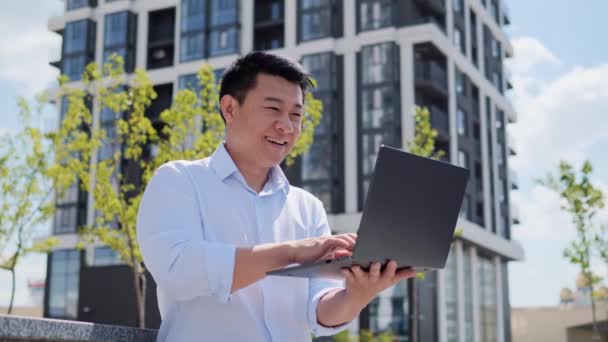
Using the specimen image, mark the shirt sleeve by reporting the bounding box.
[136,161,235,303]
[307,198,353,337]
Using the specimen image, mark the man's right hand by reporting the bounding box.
[288,233,357,265]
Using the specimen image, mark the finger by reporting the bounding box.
[381,260,398,282]
[333,249,353,258]
[341,268,355,284]
[322,237,349,251]
[394,267,417,282]
[334,234,356,250]
[351,265,367,282]
[369,262,381,282]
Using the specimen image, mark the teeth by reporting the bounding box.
[266,137,286,145]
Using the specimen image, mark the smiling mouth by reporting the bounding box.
[265,136,287,146]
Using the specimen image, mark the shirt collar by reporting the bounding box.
[210,143,290,196]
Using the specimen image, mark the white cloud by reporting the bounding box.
[0,0,63,97]
[508,37,561,75]
[511,185,575,242]
[508,60,608,175]
[0,29,61,96]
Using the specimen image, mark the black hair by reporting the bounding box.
[218,51,314,122]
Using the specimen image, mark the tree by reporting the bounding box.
[57,55,322,328]
[539,160,605,339]
[406,106,446,342]
[0,94,70,314]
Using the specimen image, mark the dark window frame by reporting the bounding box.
[62,19,96,81]
[297,0,343,43]
[357,42,401,210]
[103,11,137,73]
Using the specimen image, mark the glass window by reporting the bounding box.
[368,281,409,338]
[181,0,206,32]
[209,27,238,57]
[48,250,80,319]
[457,109,467,136]
[104,12,128,47]
[299,0,334,42]
[210,0,238,26]
[479,256,498,342]
[445,249,459,342]
[453,0,463,14]
[64,21,88,54]
[300,52,342,212]
[67,0,89,11]
[359,0,393,32]
[464,249,474,342]
[93,247,121,266]
[454,27,466,55]
[460,194,471,219]
[181,0,207,62]
[458,150,469,169]
[455,70,464,95]
[359,43,399,209]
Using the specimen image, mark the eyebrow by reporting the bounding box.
[263,96,303,109]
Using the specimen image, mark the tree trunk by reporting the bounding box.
[7,268,16,314]
[132,264,146,328]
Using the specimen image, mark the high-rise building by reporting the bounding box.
[46,0,523,340]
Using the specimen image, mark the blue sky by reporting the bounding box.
[1,1,608,309]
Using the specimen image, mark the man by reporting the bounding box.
[136,52,416,341]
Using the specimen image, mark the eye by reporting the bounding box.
[265,106,280,112]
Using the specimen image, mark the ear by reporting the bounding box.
[220,95,238,124]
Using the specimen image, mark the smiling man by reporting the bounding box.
[136,51,416,341]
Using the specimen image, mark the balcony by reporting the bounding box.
[414,0,445,15]
[510,168,519,190]
[512,203,521,225]
[415,60,448,97]
[428,105,449,140]
[508,131,516,156]
[502,1,511,26]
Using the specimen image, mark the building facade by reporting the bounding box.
[45,0,524,341]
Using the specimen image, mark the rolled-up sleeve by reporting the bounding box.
[307,199,352,337]
[136,162,235,303]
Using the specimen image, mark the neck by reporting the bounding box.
[224,142,270,193]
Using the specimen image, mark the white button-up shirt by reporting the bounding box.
[137,143,350,341]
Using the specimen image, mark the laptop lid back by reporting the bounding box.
[353,145,470,269]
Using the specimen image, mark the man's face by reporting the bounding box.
[222,73,303,168]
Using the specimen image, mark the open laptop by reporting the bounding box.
[267,145,470,279]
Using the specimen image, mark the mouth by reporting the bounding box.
[265,136,288,147]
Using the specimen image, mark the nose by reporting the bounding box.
[275,113,294,134]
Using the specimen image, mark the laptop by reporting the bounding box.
[267,145,470,279]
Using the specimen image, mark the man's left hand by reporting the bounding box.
[340,260,417,311]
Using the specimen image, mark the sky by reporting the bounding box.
[1,1,608,309]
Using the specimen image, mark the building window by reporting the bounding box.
[368,281,409,338]
[479,256,498,342]
[453,0,463,14]
[358,0,394,32]
[209,0,239,57]
[445,249,459,342]
[62,20,96,81]
[180,0,206,62]
[93,247,122,266]
[147,8,175,69]
[358,42,400,208]
[66,0,91,11]
[104,11,136,72]
[460,194,471,219]
[254,0,284,50]
[48,250,80,319]
[453,27,465,55]
[458,150,469,169]
[299,53,343,213]
[98,107,121,162]
[298,0,341,42]
[457,108,467,136]
[463,249,474,342]
[455,70,464,95]
[54,178,85,235]
[470,10,478,67]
